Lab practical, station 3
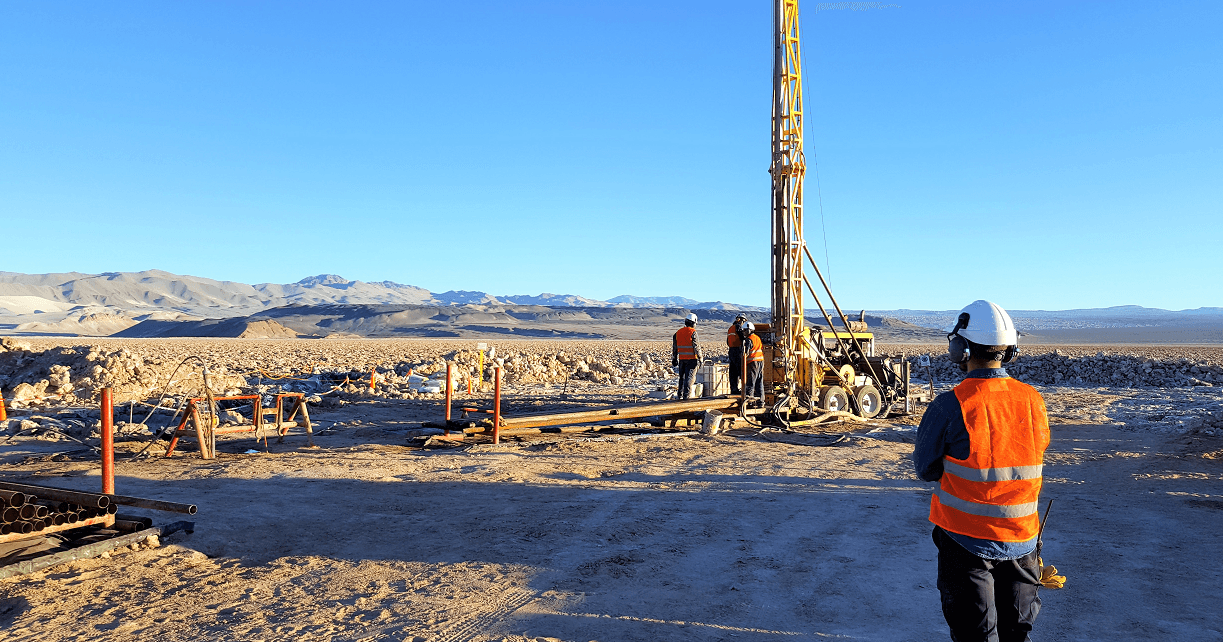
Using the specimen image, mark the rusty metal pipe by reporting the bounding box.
[108,494,197,515]
[111,519,148,533]
[18,504,35,520]
[0,482,110,509]
[493,397,742,430]
[0,490,26,508]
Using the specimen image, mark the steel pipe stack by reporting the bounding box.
[0,488,115,536]
[0,480,195,540]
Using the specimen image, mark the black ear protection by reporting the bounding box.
[947,312,971,364]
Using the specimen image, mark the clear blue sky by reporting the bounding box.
[2,1,1219,311]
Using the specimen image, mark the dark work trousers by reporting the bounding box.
[933,527,1042,642]
[728,346,744,394]
[744,361,764,404]
[677,360,699,400]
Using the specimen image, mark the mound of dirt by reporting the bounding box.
[114,317,298,339]
[0,339,247,404]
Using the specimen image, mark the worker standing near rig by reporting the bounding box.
[914,300,1050,642]
[741,322,764,406]
[672,313,703,400]
[727,313,747,395]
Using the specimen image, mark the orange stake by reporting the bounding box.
[445,363,453,423]
[101,387,115,495]
[0,392,6,421]
[492,367,502,445]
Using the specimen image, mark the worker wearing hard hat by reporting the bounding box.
[727,314,747,395]
[741,322,764,406]
[672,313,704,399]
[913,300,1051,641]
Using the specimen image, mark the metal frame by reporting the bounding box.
[165,392,315,459]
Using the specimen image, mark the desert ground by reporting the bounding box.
[1,338,1222,641]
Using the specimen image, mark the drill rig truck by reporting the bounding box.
[752,0,916,423]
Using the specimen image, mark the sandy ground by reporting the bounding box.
[1,344,1222,641]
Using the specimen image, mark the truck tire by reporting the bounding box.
[819,386,849,413]
[854,385,884,419]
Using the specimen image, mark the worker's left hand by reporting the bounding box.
[1038,557,1066,589]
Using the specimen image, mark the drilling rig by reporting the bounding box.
[757,0,913,421]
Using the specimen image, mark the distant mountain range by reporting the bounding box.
[1,270,1220,342]
[0,271,761,318]
[872,306,1223,331]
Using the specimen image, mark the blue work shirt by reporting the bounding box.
[914,367,1039,560]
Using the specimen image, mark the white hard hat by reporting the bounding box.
[685,313,698,323]
[742,322,755,333]
[949,300,1018,346]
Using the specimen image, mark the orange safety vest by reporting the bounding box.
[929,377,1050,543]
[727,324,742,348]
[746,334,764,363]
[675,326,697,361]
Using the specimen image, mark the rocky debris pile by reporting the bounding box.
[383,347,675,389]
[909,349,1223,389]
[1185,410,1223,436]
[0,338,247,407]
[304,346,677,402]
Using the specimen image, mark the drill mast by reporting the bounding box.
[770,0,807,398]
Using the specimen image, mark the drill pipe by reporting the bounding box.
[0,490,26,507]
[108,495,197,515]
[19,504,35,520]
[111,519,149,533]
[0,482,110,509]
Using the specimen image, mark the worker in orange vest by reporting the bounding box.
[727,313,747,395]
[741,322,764,406]
[671,313,703,399]
[914,300,1049,642]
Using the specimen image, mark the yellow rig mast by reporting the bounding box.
[768,0,808,405]
[763,0,905,419]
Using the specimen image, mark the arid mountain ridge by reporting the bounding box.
[1,270,1220,343]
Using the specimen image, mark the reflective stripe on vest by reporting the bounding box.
[746,335,764,363]
[675,326,697,360]
[726,324,742,348]
[942,460,1043,482]
[928,377,1050,543]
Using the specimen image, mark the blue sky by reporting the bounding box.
[2,1,1219,311]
